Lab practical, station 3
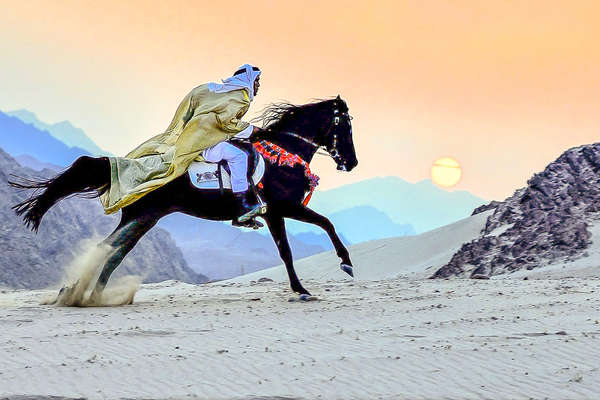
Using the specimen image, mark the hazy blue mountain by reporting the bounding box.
[0,147,206,289]
[157,213,327,281]
[14,154,61,171]
[291,177,487,235]
[285,205,415,244]
[328,206,414,243]
[0,111,91,166]
[0,129,328,281]
[5,109,111,156]
[294,231,350,249]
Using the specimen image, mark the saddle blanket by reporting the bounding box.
[187,156,265,190]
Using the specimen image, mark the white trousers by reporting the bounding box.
[202,142,248,193]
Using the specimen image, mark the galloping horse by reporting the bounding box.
[10,96,358,302]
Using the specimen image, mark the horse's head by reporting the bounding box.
[253,96,358,171]
[321,95,358,172]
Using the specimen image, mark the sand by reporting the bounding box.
[1,210,600,399]
[0,278,599,399]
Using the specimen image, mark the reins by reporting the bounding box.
[280,132,330,157]
[241,102,350,205]
[279,106,346,162]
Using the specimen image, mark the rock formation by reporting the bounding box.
[433,143,600,278]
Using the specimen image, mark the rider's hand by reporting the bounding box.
[249,126,271,142]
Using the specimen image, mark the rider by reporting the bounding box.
[202,65,264,222]
[100,64,266,221]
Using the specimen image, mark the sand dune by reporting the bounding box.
[230,210,494,283]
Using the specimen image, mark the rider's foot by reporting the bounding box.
[232,218,264,229]
[234,190,266,222]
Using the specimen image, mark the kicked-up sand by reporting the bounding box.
[1,277,599,399]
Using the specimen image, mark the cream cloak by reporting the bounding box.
[100,84,251,214]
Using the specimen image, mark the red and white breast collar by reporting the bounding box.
[253,140,320,206]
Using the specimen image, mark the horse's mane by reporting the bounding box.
[251,99,330,129]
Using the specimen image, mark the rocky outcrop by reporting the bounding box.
[471,201,501,216]
[433,143,600,278]
[0,148,207,289]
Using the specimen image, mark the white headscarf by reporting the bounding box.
[208,64,261,101]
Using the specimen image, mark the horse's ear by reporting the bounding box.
[336,94,341,100]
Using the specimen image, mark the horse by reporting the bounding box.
[9,95,358,303]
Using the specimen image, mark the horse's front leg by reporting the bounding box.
[284,204,354,277]
[264,212,311,296]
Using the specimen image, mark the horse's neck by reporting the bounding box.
[270,125,319,163]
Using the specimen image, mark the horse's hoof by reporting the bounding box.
[53,282,79,306]
[299,294,318,302]
[58,283,75,298]
[340,263,354,277]
[289,294,318,302]
[87,290,102,306]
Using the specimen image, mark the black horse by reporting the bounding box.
[10,96,358,302]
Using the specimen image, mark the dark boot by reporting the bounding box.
[234,190,266,222]
[232,218,264,230]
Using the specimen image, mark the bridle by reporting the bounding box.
[281,105,352,166]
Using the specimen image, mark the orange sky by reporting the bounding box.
[1,0,599,200]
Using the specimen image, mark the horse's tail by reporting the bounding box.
[8,156,111,232]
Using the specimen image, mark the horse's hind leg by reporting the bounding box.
[89,212,159,304]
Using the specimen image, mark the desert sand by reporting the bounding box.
[1,210,600,399]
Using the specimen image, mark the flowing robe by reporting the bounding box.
[100,84,251,214]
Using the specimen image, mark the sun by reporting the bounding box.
[431,157,462,188]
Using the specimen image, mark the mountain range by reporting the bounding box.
[285,204,415,244]
[239,142,600,282]
[0,109,332,280]
[0,147,206,289]
[0,112,91,167]
[0,108,490,281]
[158,213,327,281]
[300,176,486,235]
[6,109,110,156]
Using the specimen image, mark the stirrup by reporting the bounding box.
[232,218,264,230]
[238,203,267,223]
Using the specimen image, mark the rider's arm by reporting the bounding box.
[234,125,272,141]
[233,124,254,139]
[214,91,251,135]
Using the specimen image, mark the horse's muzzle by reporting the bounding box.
[337,159,357,172]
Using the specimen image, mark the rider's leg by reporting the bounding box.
[202,142,263,222]
[203,142,248,189]
[223,144,249,193]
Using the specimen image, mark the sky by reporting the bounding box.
[1,0,599,201]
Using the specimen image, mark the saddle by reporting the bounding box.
[187,141,265,193]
